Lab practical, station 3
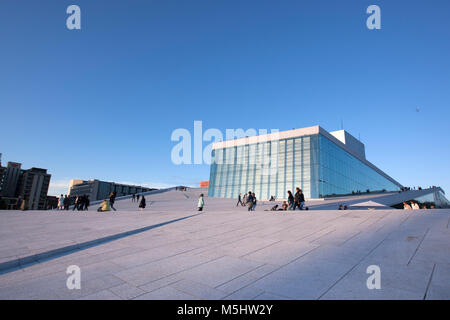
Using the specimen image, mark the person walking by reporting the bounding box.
[236,193,243,207]
[139,195,146,211]
[252,193,257,211]
[82,195,89,211]
[294,188,301,210]
[242,193,247,206]
[58,194,64,210]
[287,191,295,210]
[63,195,70,210]
[247,191,254,212]
[109,192,117,211]
[198,194,205,211]
[73,196,79,211]
[132,193,136,202]
[137,194,140,202]
[86,195,90,210]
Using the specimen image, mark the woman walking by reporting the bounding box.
[139,195,146,211]
[287,191,295,210]
[247,191,254,212]
[198,194,204,211]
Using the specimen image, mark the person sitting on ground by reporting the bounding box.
[411,201,420,210]
[403,201,412,210]
[269,204,278,211]
[281,201,288,211]
[343,205,348,210]
[298,189,305,210]
[97,200,111,212]
[338,204,343,210]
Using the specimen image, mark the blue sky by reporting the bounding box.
[1,0,449,196]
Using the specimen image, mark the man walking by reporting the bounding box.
[246,191,254,212]
[72,196,79,211]
[63,195,70,210]
[236,193,243,207]
[109,192,117,211]
[252,193,257,211]
[294,187,301,210]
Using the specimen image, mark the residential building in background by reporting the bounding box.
[0,155,51,210]
[17,168,51,210]
[0,153,5,196]
[68,179,156,201]
[1,162,22,198]
[208,125,403,200]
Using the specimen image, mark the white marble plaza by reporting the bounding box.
[0,188,449,300]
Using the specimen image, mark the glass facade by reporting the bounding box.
[208,132,402,200]
[318,135,400,197]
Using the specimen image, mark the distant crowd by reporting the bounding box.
[235,188,307,212]
[57,194,90,211]
[97,192,147,212]
[55,191,148,212]
[403,201,433,210]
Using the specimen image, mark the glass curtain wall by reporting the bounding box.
[318,135,401,197]
[209,135,319,200]
[209,134,401,200]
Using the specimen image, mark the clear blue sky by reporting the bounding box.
[1,0,449,196]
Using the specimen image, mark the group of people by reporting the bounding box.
[97,192,147,212]
[400,186,428,192]
[72,195,90,211]
[403,201,432,210]
[131,193,143,203]
[57,194,89,211]
[287,188,306,210]
[235,188,306,212]
[236,192,258,211]
[131,193,147,209]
